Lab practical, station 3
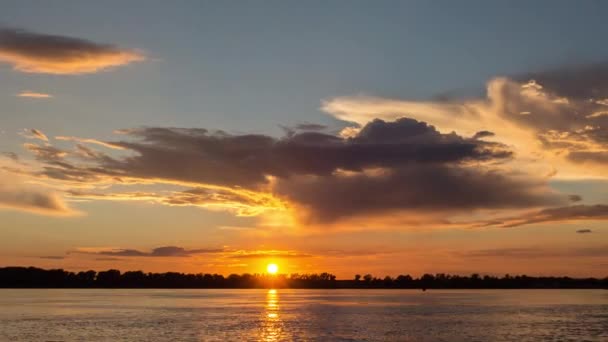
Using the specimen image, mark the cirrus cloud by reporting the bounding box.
[16,91,52,99]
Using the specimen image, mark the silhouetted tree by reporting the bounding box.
[0,267,605,289]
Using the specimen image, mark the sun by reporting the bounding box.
[266,263,279,274]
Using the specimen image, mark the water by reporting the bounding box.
[0,289,606,341]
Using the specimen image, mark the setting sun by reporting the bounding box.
[266,263,278,274]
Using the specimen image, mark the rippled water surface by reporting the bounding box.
[0,289,606,341]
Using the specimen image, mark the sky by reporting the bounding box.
[1,1,607,278]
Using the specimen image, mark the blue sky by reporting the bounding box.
[3,1,608,141]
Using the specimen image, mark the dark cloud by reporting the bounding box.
[484,204,608,228]
[459,245,608,259]
[31,118,512,187]
[294,123,327,131]
[23,128,48,141]
[274,164,569,223]
[517,62,608,100]
[576,229,593,234]
[280,123,328,136]
[568,151,608,165]
[472,131,495,140]
[95,246,224,257]
[0,27,144,74]
[37,256,65,260]
[20,117,577,223]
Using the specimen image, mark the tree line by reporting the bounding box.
[0,267,606,289]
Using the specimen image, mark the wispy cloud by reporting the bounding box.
[0,172,78,216]
[228,250,313,259]
[480,205,608,228]
[458,245,608,258]
[37,256,65,260]
[55,136,125,150]
[20,128,48,142]
[0,28,145,74]
[16,91,52,99]
[73,246,225,258]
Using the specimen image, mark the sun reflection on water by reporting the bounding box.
[260,289,285,341]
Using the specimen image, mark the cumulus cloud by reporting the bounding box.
[11,117,574,224]
[29,118,512,187]
[16,91,52,99]
[0,28,144,74]
[274,165,569,223]
[323,63,608,181]
[12,60,608,227]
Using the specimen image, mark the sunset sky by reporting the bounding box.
[1,1,607,278]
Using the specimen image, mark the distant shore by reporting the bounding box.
[1,267,606,289]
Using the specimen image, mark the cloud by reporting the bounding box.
[274,165,568,223]
[16,58,608,227]
[483,204,608,228]
[294,123,327,131]
[21,128,48,142]
[16,91,52,99]
[37,256,65,260]
[0,174,77,216]
[459,245,608,259]
[55,136,125,150]
[568,151,608,165]
[95,257,123,261]
[280,123,328,136]
[74,246,224,257]
[28,118,512,187]
[66,187,288,217]
[515,62,608,100]
[322,63,608,181]
[13,117,573,224]
[0,28,144,74]
[576,229,593,234]
[8,114,584,226]
[72,246,313,261]
[2,152,19,162]
[472,130,495,140]
[228,250,313,259]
